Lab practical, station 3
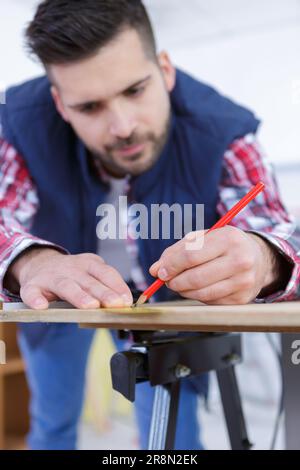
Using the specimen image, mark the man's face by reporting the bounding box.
[50,28,176,177]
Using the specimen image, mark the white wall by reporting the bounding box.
[1,0,300,166]
[0,0,42,85]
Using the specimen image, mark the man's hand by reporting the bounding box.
[149,226,283,305]
[4,247,133,309]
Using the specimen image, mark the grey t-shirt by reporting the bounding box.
[97,176,132,282]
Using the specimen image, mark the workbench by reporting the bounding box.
[1,300,300,449]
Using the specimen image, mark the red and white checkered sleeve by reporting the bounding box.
[0,138,67,300]
[217,134,300,302]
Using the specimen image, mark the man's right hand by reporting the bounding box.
[4,247,133,310]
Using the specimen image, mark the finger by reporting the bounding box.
[149,230,208,277]
[51,277,100,309]
[87,261,133,304]
[198,291,254,305]
[179,278,237,304]
[149,235,200,277]
[166,256,235,292]
[149,260,160,277]
[178,270,256,304]
[152,231,226,281]
[20,284,50,310]
[79,274,132,307]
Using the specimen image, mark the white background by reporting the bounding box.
[1,0,300,167]
[0,1,299,450]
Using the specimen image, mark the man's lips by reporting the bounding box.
[114,143,145,158]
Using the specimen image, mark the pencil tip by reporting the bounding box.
[133,294,147,308]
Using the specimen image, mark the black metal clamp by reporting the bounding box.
[110,329,253,450]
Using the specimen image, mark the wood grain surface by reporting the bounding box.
[1,300,300,332]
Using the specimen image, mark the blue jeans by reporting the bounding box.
[18,324,204,450]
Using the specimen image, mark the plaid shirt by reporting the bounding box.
[0,134,299,302]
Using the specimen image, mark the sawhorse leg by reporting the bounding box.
[148,382,180,450]
[111,332,252,450]
[217,366,252,450]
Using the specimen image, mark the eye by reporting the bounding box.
[79,102,101,114]
[125,86,145,97]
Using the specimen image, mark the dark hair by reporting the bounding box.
[25,0,157,65]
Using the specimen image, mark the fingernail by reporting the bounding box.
[104,294,123,307]
[82,297,99,308]
[150,261,159,271]
[34,298,47,308]
[158,268,169,280]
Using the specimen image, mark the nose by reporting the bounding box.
[108,103,137,139]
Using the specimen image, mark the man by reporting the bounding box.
[0,0,299,450]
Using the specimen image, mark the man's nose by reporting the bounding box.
[108,104,137,139]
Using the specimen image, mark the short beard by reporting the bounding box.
[89,111,172,178]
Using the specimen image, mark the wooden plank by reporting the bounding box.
[0,379,4,449]
[0,300,300,332]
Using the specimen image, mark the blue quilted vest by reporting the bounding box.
[0,69,259,301]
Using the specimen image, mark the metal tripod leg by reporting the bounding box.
[111,331,251,450]
[148,381,181,450]
[216,366,252,450]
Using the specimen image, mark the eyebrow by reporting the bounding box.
[68,75,152,110]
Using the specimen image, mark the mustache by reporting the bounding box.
[106,133,155,152]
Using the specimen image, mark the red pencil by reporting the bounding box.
[134,181,265,307]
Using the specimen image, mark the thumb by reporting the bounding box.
[20,284,49,310]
